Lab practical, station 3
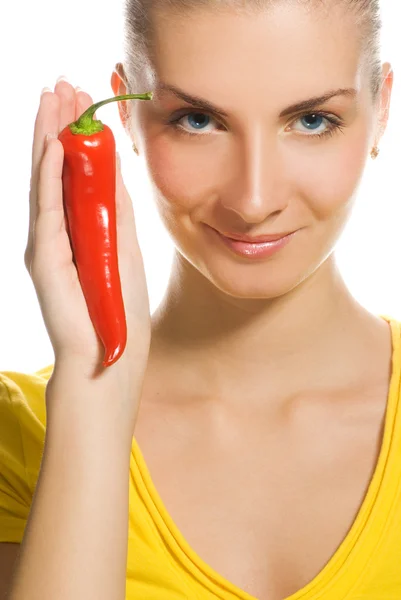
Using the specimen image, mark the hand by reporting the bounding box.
[25,77,152,390]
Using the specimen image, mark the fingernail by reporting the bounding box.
[56,75,69,83]
[41,86,52,96]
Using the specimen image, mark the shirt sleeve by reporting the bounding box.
[0,366,52,543]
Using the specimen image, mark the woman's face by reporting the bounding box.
[114,2,392,299]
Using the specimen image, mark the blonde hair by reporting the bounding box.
[122,0,383,100]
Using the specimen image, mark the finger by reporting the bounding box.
[27,91,61,264]
[32,137,65,270]
[31,90,60,188]
[75,89,96,121]
[54,79,77,135]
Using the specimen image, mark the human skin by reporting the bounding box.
[110,1,394,408]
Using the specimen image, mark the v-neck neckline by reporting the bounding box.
[130,314,401,600]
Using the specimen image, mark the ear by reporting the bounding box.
[111,63,131,131]
[375,62,394,145]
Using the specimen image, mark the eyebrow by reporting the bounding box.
[155,81,357,118]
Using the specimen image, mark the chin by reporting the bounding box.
[190,252,308,300]
[208,271,305,300]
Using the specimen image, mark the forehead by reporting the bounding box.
[148,2,364,107]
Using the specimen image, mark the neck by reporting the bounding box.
[149,252,382,407]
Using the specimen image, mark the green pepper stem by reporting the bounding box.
[69,92,153,135]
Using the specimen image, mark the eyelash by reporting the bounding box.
[166,110,345,141]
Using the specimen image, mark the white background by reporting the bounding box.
[0,1,399,373]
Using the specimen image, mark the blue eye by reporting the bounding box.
[181,112,213,132]
[168,110,344,140]
[299,114,325,131]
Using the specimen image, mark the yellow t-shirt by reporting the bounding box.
[1,314,401,600]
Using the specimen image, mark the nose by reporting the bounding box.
[219,129,289,223]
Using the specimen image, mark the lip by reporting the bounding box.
[206,226,298,259]
[217,230,297,243]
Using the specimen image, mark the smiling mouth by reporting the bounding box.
[216,229,297,243]
[206,225,299,259]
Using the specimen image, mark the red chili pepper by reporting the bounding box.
[58,92,153,368]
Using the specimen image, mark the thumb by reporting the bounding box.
[115,151,141,254]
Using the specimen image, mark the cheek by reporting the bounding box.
[291,128,370,217]
[145,136,217,212]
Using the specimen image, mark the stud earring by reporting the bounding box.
[132,142,139,155]
[370,146,380,160]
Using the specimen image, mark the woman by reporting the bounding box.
[0,0,399,599]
